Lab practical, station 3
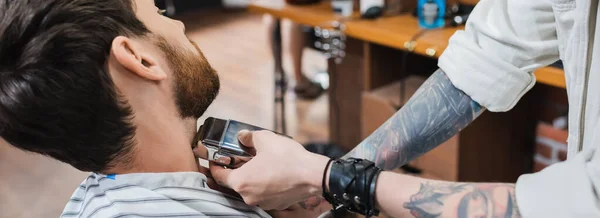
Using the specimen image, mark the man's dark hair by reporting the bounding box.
[0,0,150,172]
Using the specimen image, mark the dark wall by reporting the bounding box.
[178,0,222,10]
[155,0,222,14]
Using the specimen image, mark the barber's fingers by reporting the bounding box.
[231,156,252,168]
[193,142,208,159]
[238,130,276,152]
[237,130,255,148]
[198,165,211,176]
[209,162,236,189]
[198,166,218,188]
[203,167,242,198]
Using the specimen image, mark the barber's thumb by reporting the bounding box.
[237,130,255,148]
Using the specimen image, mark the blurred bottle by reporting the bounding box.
[418,0,445,29]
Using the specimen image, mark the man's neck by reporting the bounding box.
[111,116,199,174]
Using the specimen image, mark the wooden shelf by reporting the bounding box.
[248,1,344,27]
[345,15,421,51]
[535,67,567,89]
[346,15,463,58]
[249,1,566,89]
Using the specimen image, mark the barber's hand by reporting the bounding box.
[193,141,209,160]
[197,164,242,198]
[268,199,332,218]
[210,130,330,210]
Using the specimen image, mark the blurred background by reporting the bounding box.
[1,0,570,217]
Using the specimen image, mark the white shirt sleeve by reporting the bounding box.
[516,148,600,217]
[438,0,560,112]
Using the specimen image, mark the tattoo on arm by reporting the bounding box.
[404,182,520,218]
[344,69,485,170]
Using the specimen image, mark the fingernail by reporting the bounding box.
[237,130,250,139]
[238,130,249,135]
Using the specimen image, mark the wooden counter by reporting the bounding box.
[534,66,567,89]
[249,1,567,89]
[346,15,458,57]
[249,1,344,27]
[347,17,566,88]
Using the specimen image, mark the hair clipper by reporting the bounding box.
[193,117,290,168]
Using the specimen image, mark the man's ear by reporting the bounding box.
[111,36,167,81]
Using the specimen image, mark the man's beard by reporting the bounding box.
[154,36,220,119]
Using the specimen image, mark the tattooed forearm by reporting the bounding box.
[404,182,520,218]
[344,69,485,169]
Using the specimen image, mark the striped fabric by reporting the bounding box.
[61,172,271,218]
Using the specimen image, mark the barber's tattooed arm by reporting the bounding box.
[404,183,520,218]
[344,69,485,170]
[374,173,521,218]
[343,70,521,217]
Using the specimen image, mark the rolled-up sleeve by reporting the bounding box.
[438,0,560,112]
[516,148,600,217]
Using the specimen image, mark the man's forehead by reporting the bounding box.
[133,0,155,11]
[131,0,158,26]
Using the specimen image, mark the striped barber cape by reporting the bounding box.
[60,172,271,218]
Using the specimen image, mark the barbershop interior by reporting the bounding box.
[1,0,577,217]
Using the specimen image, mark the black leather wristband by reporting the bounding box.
[324,158,381,217]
